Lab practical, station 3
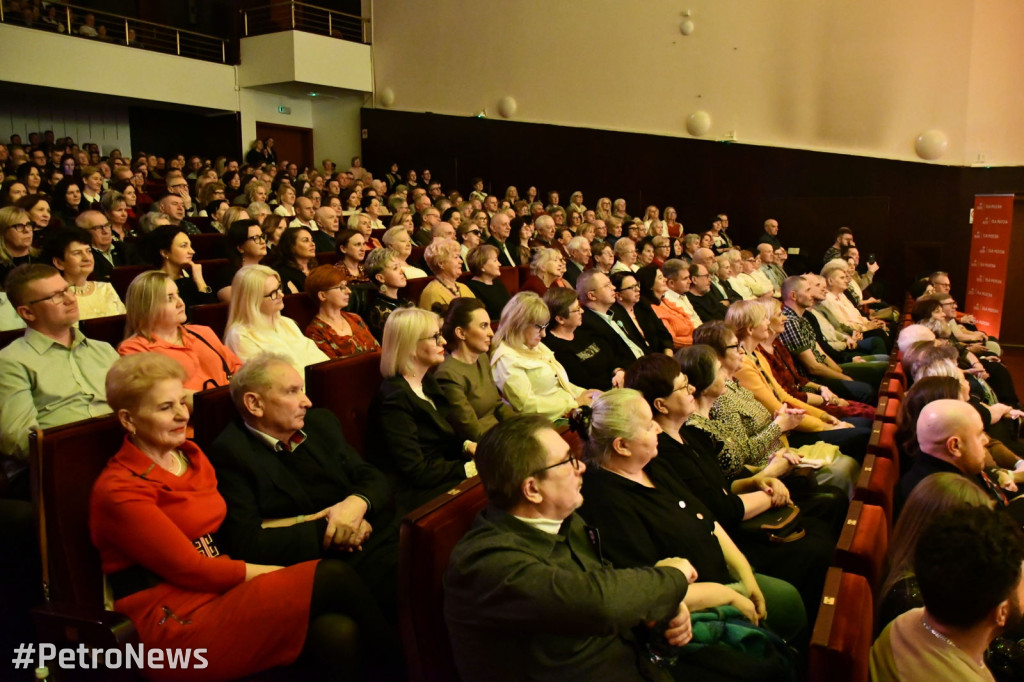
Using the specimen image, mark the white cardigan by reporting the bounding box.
[490,342,583,421]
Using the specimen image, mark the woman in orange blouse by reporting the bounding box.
[303,265,380,359]
[636,264,694,348]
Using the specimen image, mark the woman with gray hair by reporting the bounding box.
[381,224,428,280]
[519,247,571,296]
[418,237,474,314]
[490,291,598,421]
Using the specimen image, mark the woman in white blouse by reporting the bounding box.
[46,227,125,320]
[490,292,598,421]
[223,264,328,372]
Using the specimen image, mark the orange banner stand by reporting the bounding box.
[966,195,1013,337]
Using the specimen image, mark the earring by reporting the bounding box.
[380,284,388,294]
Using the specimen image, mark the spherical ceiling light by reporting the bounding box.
[915,129,948,160]
[686,110,712,137]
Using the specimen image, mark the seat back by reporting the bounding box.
[853,455,897,530]
[80,314,127,349]
[498,266,520,295]
[110,265,149,300]
[398,477,487,682]
[305,351,382,457]
[874,396,900,424]
[281,292,319,331]
[189,233,226,261]
[191,386,238,454]
[188,302,230,339]
[30,415,125,607]
[809,567,873,682]
[405,276,435,309]
[834,501,888,593]
[0,326,26,350]
[867,421,899,470]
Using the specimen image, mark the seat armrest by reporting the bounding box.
[32,602,138,648]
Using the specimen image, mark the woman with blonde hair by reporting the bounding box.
[0,206,40,284]
[382,224,428,280]
[120,271,241,392]
[419,237,474,313]
[595,196,613,222]
[370,307,474,512]
[491,291,598,421]
[642,205,665,238]
[519,247,570,296]
[273,184,296,217]
[223,264,328,372]
[664,206,683,239]
[388,208,413,230]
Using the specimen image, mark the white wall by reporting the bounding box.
[238,88,313,151]
[238,31,372,92]
[312,94,366,171]
[0,99,130,156]
[370,0,1024,166]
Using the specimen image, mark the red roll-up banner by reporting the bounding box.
[966,195,1013,337]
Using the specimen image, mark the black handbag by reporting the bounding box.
[738,504,805,544]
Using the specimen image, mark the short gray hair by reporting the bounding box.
[229,351,293,417]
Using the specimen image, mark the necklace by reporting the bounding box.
[920,616,986,669]
[438,278,460,296]
[70,281,95,296]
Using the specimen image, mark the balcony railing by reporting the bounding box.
[242,2,369,44]
[0,1,228,64]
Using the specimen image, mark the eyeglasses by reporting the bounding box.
[420,331,445,345]
[671,379,691,393]
[692,273,710,279]
[534,322,549,331]
[617,284,640,292]
[530,452,581,477]
[27,285,75,306]
[466,229,481,237]
[88,223,112,232]
[264,286,284,300]
[724,343,741,351]
[6,223,32,234]
[246,234,267,244]
[323,284,350,293]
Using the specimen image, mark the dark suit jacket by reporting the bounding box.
[486,236,517,267]
[686,290,727,322]
[563,260,585,288]
[610,302,673,355]
[369,374,469,512]
[312,229,335,254]
[90,244,126,283]
[566,308,643,389]
[206,408,391,565]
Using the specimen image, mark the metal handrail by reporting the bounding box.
[241,1,370,45]
[0,0,228,63]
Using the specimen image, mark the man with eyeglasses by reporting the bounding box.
[164,170,196,216]
[571,270,644,390]
[685,263,727,322]
[76,210,124,282]
[0,264,119,495]
[445,415,697,682]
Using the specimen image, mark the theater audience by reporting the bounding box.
[610,268,673,355]
[492,291,598,420]
[0,206,40,284]
[0,264,119,492]
[463,244,511,320]
[215,219,268,301]
[419,237,474,313]
[363,247,413,341]
[435,298,515,441]
[260,213,287,253]
[380,226,427,282]
[519,247,570,296]
[224,264,328,372]
[91,353,391,679]
[303,265,379,359]
[576,388,807,651]
[142,224,216,308]
[444,414,696,682]
[119,271,241,392]
[369,307,475,512]
[44,227,124,319]
[570,270,644,390]
[871,506,1024,681]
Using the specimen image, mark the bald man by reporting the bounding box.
[311,206,339,253]
[902,399,999,503]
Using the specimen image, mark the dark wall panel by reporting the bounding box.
[128,107,240,164]
[361,108,1024,304]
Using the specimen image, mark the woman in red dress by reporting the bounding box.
[303,265,380,359]
[90,353,391,680]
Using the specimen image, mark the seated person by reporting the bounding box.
[435,298,516,441]
[463,244,511,320]
[223,264,328,373]
[272,226,318,294]
[303,265,379,359]
[206,353,397,609]
[0,265,119,495]
[724,305,872,459]
[444,414,697,682]
[78,210,126,283]
[519,247,572,296]
[419,237,474,314]
[871,506,1024,681]
[214,218,268,301]
[381,225,428,280]
[566,270,645,390]
[576,388,807,654]
[120,271,242,392]
[492,292,597,421]
[815,263,889,357]
[335,228,369,283]
[363,247,413,341]
[92,353,392,679]
[369,307,475,513]
[141,224,217,308]
[44,227,125,319]
[637,263,694,349]
[0,206,40,285]
[685,263,727,322]
[610,268,673,355]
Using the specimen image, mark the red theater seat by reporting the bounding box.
[305,351,382,458]
[854,455,897,530]
[809,567,873,682]
[834,501,888,594]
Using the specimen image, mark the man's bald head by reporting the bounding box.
[897,323,937,354]
[693,248,716,269]
[917,399,988,475]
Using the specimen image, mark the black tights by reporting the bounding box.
[301,559,396,679]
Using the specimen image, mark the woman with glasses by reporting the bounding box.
[609,269,673,355]
[303,265,379,359]
[143,225,216,309]
[44,228,125,320]
[370,306,474,513]
[0,206,41,285]
[455,220,479,266]
[435,298,515,441]
[575,388,807,659]
[119,271,241,392]
[15,194,55,249]
[215,219,268,301]
[272,226,318,295]
[520,247,571,297]
[491,291,598,421]
[224,264,328,372]
[419,238,474,314]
